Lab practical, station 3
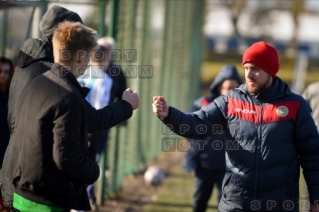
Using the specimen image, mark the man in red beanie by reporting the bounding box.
[152,41,319,212]
[242,41,280,96]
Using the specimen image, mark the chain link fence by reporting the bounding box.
[105,0,205,203]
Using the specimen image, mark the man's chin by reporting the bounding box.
[246,85,259,94]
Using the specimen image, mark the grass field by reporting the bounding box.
[144,153,308,212]
[144,152,219,212]
[144,172,219,212]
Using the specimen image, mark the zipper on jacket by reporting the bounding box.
[253,103,263,197]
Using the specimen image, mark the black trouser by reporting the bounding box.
[10,207,19,212]
[11,207,70,212]
[193,166,225,212]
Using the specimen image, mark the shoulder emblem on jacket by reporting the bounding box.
[276,106,289,117]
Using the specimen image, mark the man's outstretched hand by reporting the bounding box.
[152,96,169,118]
[122,88,140,110]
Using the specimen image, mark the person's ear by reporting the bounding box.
[77,50,87,64]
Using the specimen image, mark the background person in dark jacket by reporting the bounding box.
[97,37,127,107]
[77,37,128,210]
[78,37,127,165]
[0,57,14,169]
[153,41,319,212]
[2,5,138,211]
[7,5,81,134]
[6,21,138,212]
[183,65,242,212]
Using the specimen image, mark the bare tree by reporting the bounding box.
[218,0,247,45]
[214,0,308,51]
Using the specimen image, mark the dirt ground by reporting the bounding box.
[97,150,185,212]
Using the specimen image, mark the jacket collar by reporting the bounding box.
[51,63,90,97]
[236,77,291,100]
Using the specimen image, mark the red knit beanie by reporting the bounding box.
[242,41,280,77]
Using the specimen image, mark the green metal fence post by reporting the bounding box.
[107,0,138,194]
[96,0,119,206]
[1,10,8,57]
[98,1,106,38]
[191,0,205,104]
[108,0,119,39]
[123,0,138,176]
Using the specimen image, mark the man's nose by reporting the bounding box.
[246,70,253,78]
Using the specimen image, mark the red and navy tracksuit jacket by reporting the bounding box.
[162,77,319,211]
